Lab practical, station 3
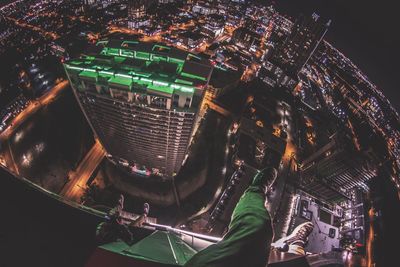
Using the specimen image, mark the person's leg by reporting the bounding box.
[221,184,274,266]
[184,167,277,267]
[116,194,124,212]
[228,185,270,233]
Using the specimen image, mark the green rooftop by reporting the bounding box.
[64,40,213,97]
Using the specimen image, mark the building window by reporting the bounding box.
[136,94,147,104]
[185,97,192,108]
[111,88,129,101]
[150,96,167,108]
[172,94,179,106]
[86,82,97,92]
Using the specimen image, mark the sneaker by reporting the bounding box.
[117,194,125,211]
[251,167,278,193]
[143,203,150,216]
[273,222,314,250]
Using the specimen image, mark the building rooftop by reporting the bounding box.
[64,40,213,97]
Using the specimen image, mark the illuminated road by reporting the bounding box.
[0,80,68,143]
[366,207,375,267]
[108,25,140,36]
[241,63,260,82]
[60,140,105,202]
[205,100,231,117]
[202,91,231,117]
[0,141,19,175]
[107,22,233,55]
[5,16,59,40]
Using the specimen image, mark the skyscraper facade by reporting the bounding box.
[299,132,376,203]
[272,13,330,78]
[64,40,213,178]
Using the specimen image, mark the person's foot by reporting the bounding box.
[131,203,150,228]
[143,203,150,216]
[117,194,125,211]
[273,222,314,250]
[251,167,278,193]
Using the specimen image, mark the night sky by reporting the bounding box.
[271,0,399,112]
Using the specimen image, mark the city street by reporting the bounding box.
[203,97,231,117]
[60,139,105,202]
[4,16,59,40]
[0,80,68,142]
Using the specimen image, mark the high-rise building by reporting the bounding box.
[271,13,331,78]
[299,132,376,203]
[127,0,157,28]
[64,40,213,178]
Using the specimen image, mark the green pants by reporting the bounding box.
[184,186,273,267]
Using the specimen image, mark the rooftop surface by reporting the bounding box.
[64,40,213,97]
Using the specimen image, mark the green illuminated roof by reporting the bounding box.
[64,40,213,96]
[79,70,98,79]
[108,76,133,87]
[147,84,174,95]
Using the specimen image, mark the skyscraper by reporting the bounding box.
[272,13,331,78]
[299,132,376,203]
[64,40,213,178]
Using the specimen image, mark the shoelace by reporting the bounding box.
[285,225,313,245]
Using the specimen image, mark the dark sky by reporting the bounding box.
[271,0,399,112]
